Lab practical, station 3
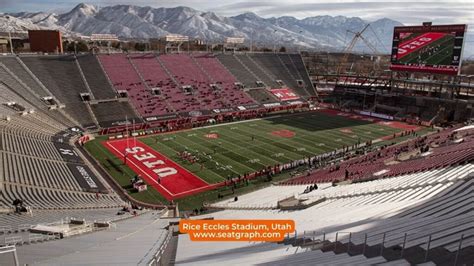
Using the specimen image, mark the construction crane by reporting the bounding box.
[336,24,380,75]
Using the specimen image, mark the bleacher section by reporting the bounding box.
[252,53,305,96]
[283,126,474,184]
[128,53,180,115]
[2,53,314,126]
[1,182,120,210]
[176,163,473,265]
[0,84,66,132]
[20,55,96,128]
[0,56,51,98]
[235,54,280,88]
[212,165,472,210]
[0,209,137,235]
[246,88,280,104]
[216,54,260,88]
[0,81,122,212]
[0,100,67,139]
[1,211,171,265]
[160,54,224,111]
[0,59,75,128]
[1,132,64,161]
[99,54,175,118]
[215,53,314,101]
[90,101,140,128]
[192,53,256,107]
[0,79,128,261]
[288,54,315,96]
[76,54,117,100]
[0,125,117,209]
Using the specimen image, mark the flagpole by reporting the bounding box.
[126,115,129,152]
[133,118,136,148]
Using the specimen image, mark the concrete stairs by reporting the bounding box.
[279,235,474,265]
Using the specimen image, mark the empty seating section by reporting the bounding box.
[235,54,279,88]
[0,209,132,231]
[0,62,46,107]
[90,101,140,127]
[0,126,122,210]
[20,56,96,127]
[1,183,121,210]
[193,54,255,106]
[160,54,223,110]
[252,53,305,95]
[0,211,168,266]
[0,84,67,132]
[246,88,279,103]
[0,129,122,210]
[98,54,170,117]
[0,84,34,112]
[216,54,259,88]
[0,56,130,213]
[0,109,61,137]
[2,152,82,191]
[0,124,51,143]
[1,132,62,161]
[0,61,74,127]
[177,163,473,265]
[211,165,472,210]
[0,56,50,98]
[128,54,179,114]
[2,53,314,125]
[288,54,315,95]
[278,54,304,82]
[76,54,117,99]
[283,127,474,185]
[0,73,123,211]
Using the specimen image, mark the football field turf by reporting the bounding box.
[135,110,415,187]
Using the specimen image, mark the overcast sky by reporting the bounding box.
[0,0,472,26]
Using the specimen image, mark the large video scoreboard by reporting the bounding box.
[390,23,467,75]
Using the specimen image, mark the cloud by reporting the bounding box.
[211,1,473,25]
[0,0,15,11]
[2,0,473,27]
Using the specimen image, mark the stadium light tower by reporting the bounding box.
[6,16,15,54]
[273,29,278,53]
[297,30,303,54]
[250,30,254,53]
[8,31,14,54]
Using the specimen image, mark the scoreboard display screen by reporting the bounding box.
[390,23,467,75]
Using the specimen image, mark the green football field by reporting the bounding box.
[140,111,406,184]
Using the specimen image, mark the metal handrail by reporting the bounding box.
[148,229,174,266]
[0,245,19,266]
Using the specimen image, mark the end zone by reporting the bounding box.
[103,138,215,200]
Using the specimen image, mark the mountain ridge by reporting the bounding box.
[2,2,470,56]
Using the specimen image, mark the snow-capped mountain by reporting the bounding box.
[0,3,410,53]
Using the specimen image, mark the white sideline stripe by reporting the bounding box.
[189,116,279,130]
[189,110,340,131]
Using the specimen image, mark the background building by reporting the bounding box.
[28,30,63,53]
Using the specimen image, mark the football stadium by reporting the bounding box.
[0,2,473,266]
